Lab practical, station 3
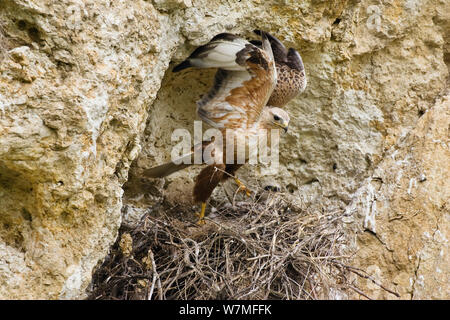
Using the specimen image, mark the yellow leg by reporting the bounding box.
[234,178,251,197]
[195,202,207,225]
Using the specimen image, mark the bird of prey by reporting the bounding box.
[145,31,306,224]
[250,30,307,107]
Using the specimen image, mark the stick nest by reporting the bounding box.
[89,193,352,300]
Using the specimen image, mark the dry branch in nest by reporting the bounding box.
[89,193,353,300]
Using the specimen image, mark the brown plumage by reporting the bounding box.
[193,163,227,203]
[193,164,243,203]
[252,30,307,107]
[145,31,295,224]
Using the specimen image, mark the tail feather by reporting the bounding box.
[143,140,214,178]
[143,160,193,178]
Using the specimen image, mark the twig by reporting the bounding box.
[348,284,373,300]
[90,196,352,300]
[147,249,163,300]
[333,261,400,298]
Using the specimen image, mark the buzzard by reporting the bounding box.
[145,31,306,224]
[250,30,306,107]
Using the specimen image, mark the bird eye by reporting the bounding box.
[273,115,280,121]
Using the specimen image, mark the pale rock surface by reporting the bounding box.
[0,0,448,299]
[0,0,163,299]
[345,93,449,299]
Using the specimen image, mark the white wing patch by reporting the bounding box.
[190,40,248,71]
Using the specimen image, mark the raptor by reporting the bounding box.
[145,31,306,224]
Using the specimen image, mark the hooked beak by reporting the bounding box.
[272,121,289,133]
[279,123,288,133]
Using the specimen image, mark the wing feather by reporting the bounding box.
[173,33,249,72]
[252,30,307,107]
[192,32,277,130]
[254,29,288,64]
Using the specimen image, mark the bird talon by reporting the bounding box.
[235,178,252,197]
[195,202,207,225]
[196,217,206,225]
[238,186,251,197]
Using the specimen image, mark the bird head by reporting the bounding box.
[261,107,290,133]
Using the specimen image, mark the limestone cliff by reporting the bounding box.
[0,0,448,299]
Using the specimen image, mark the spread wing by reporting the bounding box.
[252,30,307,107]
[173,32,277,130]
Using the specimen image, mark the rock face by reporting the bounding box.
[346,93,449,299]
[0,0,448,299]
[0,0,163,299]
